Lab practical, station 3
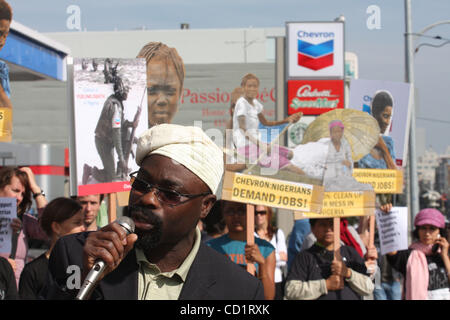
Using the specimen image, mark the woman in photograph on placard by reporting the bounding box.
[358,90,396,170]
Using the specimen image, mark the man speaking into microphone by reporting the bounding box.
[45,124,264,300]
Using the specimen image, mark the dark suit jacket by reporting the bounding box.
[44,232,265,300]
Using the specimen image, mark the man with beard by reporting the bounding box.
[45,124,265,300]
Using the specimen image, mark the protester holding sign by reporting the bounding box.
[19,197,86,299]
[387,208,450,300]
[207,200,276,300]
[357,206,405,300]
[285,218,374,300]
[357,90,397,212]
[0,167,48,286]
[299,217,379,290]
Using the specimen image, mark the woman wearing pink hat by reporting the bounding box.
[387,208,450,300]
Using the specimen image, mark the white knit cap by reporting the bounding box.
[135,124,224,194]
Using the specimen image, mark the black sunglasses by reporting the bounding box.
[129,171,210,207]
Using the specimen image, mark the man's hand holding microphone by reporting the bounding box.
[77,216,137,300]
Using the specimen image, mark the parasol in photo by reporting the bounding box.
[301,109,380,161]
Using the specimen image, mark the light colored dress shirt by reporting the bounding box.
[136,227,201,300]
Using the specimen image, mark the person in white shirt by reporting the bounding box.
[232,73,302,172]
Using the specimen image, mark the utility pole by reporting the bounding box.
[405,0,420,232]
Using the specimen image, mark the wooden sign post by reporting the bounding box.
[333,217,341,261]
[246,204,256,276]
[369,215,375,248]
[108,193,117,223]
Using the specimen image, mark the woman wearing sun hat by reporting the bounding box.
[387,208,450,300]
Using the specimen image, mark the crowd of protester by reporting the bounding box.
[1,166,448,301]
[0,0,449,302]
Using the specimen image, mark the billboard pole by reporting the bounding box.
[274,35,294,238]
[405,0,419,229]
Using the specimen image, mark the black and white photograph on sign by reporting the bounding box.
[72,58,148,195]
[300,109,377,192]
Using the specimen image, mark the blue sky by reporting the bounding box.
[8,0,450,154]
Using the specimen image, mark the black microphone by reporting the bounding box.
[76,216,135,300]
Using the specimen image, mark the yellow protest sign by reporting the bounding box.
[222,171,324,213]
[294,190,375,219]
[352,168,403,194]
[0,107,12,142]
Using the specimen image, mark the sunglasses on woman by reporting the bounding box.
[255,210,267,216]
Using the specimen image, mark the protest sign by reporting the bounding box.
[375,206,408,255]
[0,107,12,142]
[0,198,16,255]
[294,190,375,219]
[353,168,403,193]
[222,171,323,213]
[69,57,148,197]
[348,79,412,167]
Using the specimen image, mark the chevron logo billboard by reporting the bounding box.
[287,22,344,78]
[297,39,334,70]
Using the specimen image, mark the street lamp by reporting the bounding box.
[413,20,450,54]
[404,0,419,236]
[405,2,450,233]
